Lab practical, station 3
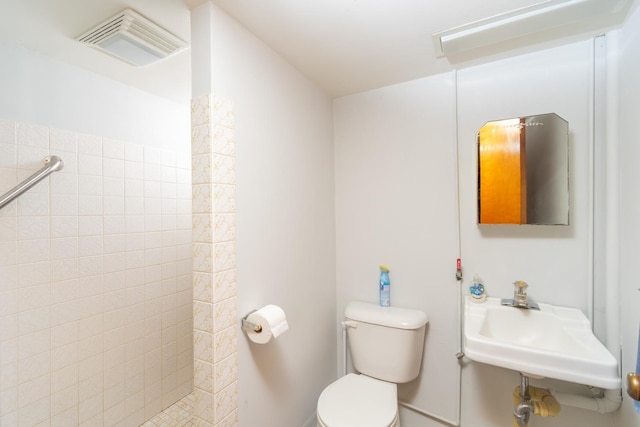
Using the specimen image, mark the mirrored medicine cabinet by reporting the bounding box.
[477,113,569,225]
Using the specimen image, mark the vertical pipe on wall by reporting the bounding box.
[452,68,463,425]
[587,37,598,327]
[592,35,608,341]
[603,33,621,365]
[593,33,622,364]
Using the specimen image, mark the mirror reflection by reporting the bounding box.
[477,113,569,225]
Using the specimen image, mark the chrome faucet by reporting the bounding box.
[501,280,540,310]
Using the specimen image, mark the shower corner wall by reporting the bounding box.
[0,116,194,427]
[191,92,239,427]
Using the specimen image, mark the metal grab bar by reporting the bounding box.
[0,155,64,210]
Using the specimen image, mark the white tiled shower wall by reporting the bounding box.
[0,118,193,426]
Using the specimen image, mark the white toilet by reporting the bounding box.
[317,301,428,427]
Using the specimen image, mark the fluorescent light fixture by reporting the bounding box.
[432,0,627,58]
[77,9,187,67]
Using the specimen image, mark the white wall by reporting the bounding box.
[335,40,616,426]
[190,4,337,427]
[616,3,640,426]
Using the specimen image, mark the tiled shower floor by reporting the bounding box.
[140,393,195,427]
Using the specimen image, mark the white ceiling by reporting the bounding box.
[0,0,637,103]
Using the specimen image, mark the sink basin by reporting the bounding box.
[464,296,620,389]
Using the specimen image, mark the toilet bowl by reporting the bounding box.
[317,373,400,427]
[316,301,427,427]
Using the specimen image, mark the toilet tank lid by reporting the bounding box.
[346,301,428,329]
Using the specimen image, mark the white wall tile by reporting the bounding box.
[103,138,125,160]
[103,196,125,215]
[125,179,144,198]
[125,197,144,215]
[78,134,102,155]
[103,215,125,235]
[17,329,49,360]
[17,261,50,288]
[104,158,125,178]
[0,119,16,144]
[17,216,49,239]
[144,181,162,198]
[103,177,124,197]
[144,147,162,165]
[51,342,78,373]
[17,145,49,171]
[18,351,50,383]
[18,283,51,311]
[125,144,144,162]
[78,255,102,277]
[51,173,78,195]
[51,321,78,349]
[104,234,125,254]
[0,167,17,193]
[50,259,78,283]
[125,160,144,180]
[50,128,77,153]
[51,279,78,305]
[78,154,103,176]
[78,236,103,257]
[145,265,162,284]
[18,397,50,426]
[17,169,48,193]
[51,383,78,418]
[162,165,177,183]
[17,239,49,263]
[78,175,102,196]
[144,215,162,232]
[78,372,103,398]
[78,195,103,216]
[78,394,103,425]
[78,216,103,236]
[51,238,78,260]
[0,217,17,241]
[18,375,51,407]
[162,182,177,199]
[103,253,125,274]
[16,122,48,149]
[51,195,78,216]
[144,163,162,182]
[54,150,78,175]
[145,198,162,215]
[17,193,49,216]
[0,290,18,317]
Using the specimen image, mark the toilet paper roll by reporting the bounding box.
[245,305,289,344]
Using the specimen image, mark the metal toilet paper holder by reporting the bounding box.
[241,310,263,333]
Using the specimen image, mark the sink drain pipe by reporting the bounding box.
[513,374,534,426]
[550,388,621,413]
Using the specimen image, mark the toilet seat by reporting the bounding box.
[317,373,399,427]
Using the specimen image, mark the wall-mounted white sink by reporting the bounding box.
[464,296,620,389]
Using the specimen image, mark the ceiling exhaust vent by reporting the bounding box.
[77,9,187,67]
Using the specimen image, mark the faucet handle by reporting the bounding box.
[513,280,528,298]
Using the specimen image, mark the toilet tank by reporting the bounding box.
[345,301,428,383]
